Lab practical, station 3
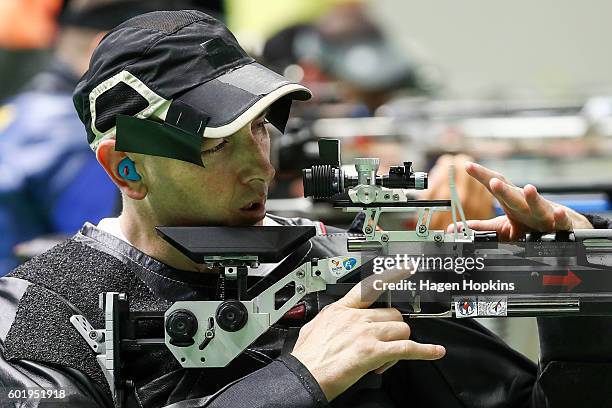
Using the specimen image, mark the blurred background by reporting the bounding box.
[3,0,612,361]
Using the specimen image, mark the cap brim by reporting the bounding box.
[173,62,311,138]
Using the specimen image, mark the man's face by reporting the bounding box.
[137,113,275,227]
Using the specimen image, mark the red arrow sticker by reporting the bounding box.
[543,269,581,291]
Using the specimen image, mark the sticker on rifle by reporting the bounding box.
[477,296,508,316]
[454,297,477,318]
[329,257,358,277]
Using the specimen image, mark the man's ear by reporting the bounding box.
[96,139,147,200]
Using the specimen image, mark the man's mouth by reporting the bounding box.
[240,199,266,213]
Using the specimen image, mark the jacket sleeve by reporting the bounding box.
[0,348,112,408]
[161,354,328,408]
[583,213,612,229]
[0,348,327,408]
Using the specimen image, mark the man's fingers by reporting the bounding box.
[369,321,411,342]
[381,340,446,361]
[502,222,514,240]
[337,267,412,309]
[465,161,513,194]
[447,216,518,241]
[553,206,573,231]
[363,307,404,322]
[524,184,554,222]
[490,178,529,212]
[447,217,506,233]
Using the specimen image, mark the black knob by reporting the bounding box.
[215,300,248,332]
[166,309,198,347]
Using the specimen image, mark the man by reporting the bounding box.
[0,10,610,408]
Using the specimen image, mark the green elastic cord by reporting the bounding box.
[115,114,204,167]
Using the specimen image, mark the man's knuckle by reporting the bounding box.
[402,341,415,356]
[354,337,376,355]
[401,322,411,338]
[390,308,403,321]
[340,309,357,321]
[366,340,385,355]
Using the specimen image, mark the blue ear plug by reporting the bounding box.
[118,157,141,181]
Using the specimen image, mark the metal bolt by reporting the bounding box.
[296,270,305,279]
[381,234,389,242]
[434,234,443,242]
[418,225,427,234]
[205,330,215,339]
[393,194,400,201]
[365,226,373,234]
[89,331,97,340]
[384,194,390,200]
[296,285,306,294]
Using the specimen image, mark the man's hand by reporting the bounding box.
[291,267,445,402]
[419,154,495,230]
[448,162,593,240]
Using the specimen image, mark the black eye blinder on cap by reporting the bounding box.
[115,99,211,167]
[266,95,293,134]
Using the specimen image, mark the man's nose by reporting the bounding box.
[237,134,275,186]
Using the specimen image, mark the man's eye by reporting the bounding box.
[254,118,270,130]
[201,139,228,155]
